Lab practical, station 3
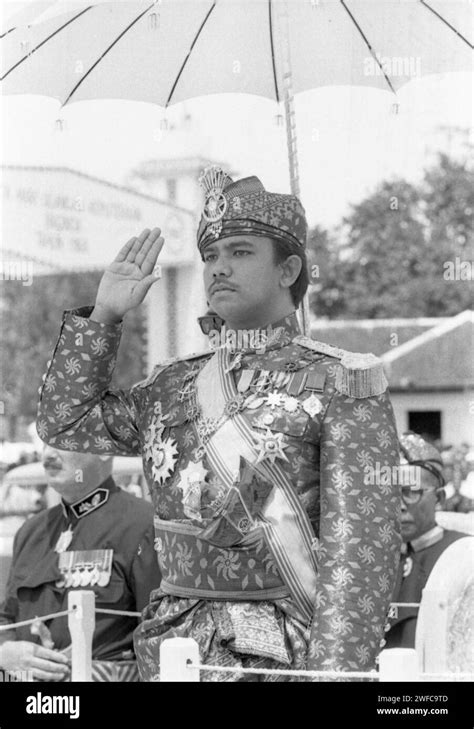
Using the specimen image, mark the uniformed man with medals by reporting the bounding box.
[0,447,161,681]
[36,167,401,680]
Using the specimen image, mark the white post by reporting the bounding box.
[417,587,448,674]
[379,649,419,682]
[68,590,95,682]
[415,538,474,678]
[160,637,200,682]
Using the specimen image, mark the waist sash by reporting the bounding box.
[155,517,289,600]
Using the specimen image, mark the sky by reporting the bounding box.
[1,2,472,230]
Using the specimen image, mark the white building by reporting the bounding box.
[381,310,473,446]
[0,160,228,365]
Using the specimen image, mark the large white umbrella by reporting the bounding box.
[2,1,471,104]
[1,0,472,330]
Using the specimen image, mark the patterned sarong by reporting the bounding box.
[134,590,309,682]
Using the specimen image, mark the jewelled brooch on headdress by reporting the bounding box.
[198,166,231,238]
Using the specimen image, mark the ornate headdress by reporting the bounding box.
[196,165,307,253]
[197,166,233,239]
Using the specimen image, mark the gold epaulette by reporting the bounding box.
[134,350,210,389]
[293,335,345,360]
[294,336,388,399]
[336,352,388,398]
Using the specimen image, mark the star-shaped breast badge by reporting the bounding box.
[253,428,289,465]
[265,392,284,409]
[143,409,168,462]
[151,438,179,486]
[178,460,208,494]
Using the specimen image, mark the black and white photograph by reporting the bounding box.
[0,0,473,722]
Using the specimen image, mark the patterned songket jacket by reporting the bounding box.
[37,307,401,680]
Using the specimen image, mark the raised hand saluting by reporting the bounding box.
[91,227,164,324]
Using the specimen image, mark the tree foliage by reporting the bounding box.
[308,142,473,319]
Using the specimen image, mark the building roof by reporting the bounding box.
[311,311,473,390]
[129,156,233,177]
[1,164,194,215]
[310,317,449,357]
[381,310,473,390]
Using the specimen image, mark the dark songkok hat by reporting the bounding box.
[196,166,307,253]
[399,432,445,487]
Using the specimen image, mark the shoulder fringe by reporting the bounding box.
[135,350,209,389]
[335,352,388,399]
[294,335,388,398]
[293,335,345,360]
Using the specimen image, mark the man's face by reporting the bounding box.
[42,445,109,498]
[400,466,439,542]
[202,235,285,326]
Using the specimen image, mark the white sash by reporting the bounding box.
[195,346,318,622]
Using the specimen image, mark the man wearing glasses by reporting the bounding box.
[384,433,468,650]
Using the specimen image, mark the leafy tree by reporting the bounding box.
[308,137,473,319]
[306,224,346,318]
[338,179,426,318]
[419,149,474,315]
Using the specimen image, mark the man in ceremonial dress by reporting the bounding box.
[37,168,401,681]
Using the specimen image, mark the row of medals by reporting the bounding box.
[179,356,325,437]
[237,367,325,419]
[55,543,113,589]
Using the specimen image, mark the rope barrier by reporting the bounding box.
[185,662,474,681]
[95,608,141,617]
[422,673,474,680]
[187,662,379,679]
[0,605,142,634]
[1,593,471,683]
[158,638,474,682]
[0,609,74,632]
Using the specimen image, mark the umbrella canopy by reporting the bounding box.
[1,0,472,107]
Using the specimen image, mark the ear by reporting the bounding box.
[278,254,302,289]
